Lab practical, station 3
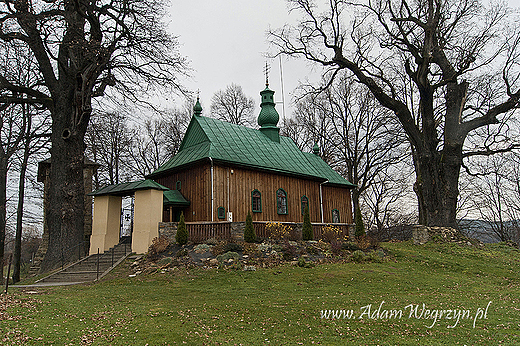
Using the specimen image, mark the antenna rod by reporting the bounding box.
[279,55,287,124]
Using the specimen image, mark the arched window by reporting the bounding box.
[301,195,309,215]
[252,189,262,213]
[175,180,181,191]
[332,209,340,223]
[277,188,288,215]
[218,206,226,220]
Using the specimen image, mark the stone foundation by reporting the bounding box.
[412,225,468,245]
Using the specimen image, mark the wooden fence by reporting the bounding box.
[186,222,231,243]
[253,222,353,241]
[180,221,353,243]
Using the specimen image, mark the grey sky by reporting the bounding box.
[167,0,316,120]
[167,0,520,120]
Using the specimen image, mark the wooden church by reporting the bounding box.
[147,84,355,225]
[89,82,355,254]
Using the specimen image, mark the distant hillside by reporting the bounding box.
[458,219,519,244]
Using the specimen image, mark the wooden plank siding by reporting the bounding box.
[321,185,353,224]
[154,161,353,224]
[155,164,210,222]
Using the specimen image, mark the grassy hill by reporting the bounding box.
[2,240,519,345]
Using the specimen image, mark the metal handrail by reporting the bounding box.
[60,240,90,269]
[94,241,130,280]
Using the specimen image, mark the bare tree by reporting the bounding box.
[0,104,26,284]
[85,112,132,189]
[12,107,51,283]
[269,0,520,228]
[0,0,187,270]
[125,108,190,179]
[291,73,409,228]
[464,154,520,243]
[210,84,255,126]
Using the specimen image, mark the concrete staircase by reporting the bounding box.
[36,242,131,284]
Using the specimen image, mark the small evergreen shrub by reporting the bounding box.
[354,205,365,239]
[216,251,240,264]
[193,244,212,253]
[302,206,313,241]
[351,250,366,263]
[297,257,315,268]
[367,250,384,263]
[342,241,361,252]
[244,212,257,243]
[157,257,172,267]
[176,212,188,245]
[204,238,219,245]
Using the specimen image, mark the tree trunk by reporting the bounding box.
[12,113,32,283]
[40,101,87,272]
[0,157,7,285]
[413,143,462,228]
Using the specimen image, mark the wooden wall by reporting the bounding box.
[155,162,353,224]
[322,185,353,224]
[155,164,210,222]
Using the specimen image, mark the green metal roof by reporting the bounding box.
[88,179,169,197]
[148,115,355,188]
[163,190,191,206]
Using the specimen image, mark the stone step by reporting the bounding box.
[35,244,131,284]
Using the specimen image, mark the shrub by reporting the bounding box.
[342,241,361,252]
[297,257,315,268]
[354,205,365,239]
[331,240,343,256]
[157,257,172,267]
[193,244,212,253]
[216,251,240,264]
[176,212,188,245]
[302,206,313,241]
[322,225,343,242]
[351,250,366,263]
[306,245,320,255]
[204,238,219,245]
[244,212,256,243]
[223,242,243,253]
[367,250,384,263]
[282,239,298,260]
[148,236,170,261]
[266,222,293,240]
[356,235,370,250]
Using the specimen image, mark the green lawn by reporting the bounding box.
[2,241,520,345]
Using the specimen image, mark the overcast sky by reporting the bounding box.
[167,0,318,121]
[166,0,520,121]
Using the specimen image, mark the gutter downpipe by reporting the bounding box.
[209,157,214,222]
[319,180,329,224]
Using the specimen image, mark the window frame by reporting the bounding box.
[217,206,226,220]
[276,188,288,215]
[251,189,262,213]
[175,180,181,191]
[332,209,340,223]
[301,195,309,215]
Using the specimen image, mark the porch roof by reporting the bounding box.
[163,189,190,207]
[88,179,169,197]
